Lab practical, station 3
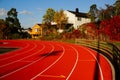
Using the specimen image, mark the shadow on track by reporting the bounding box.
[40,50,63,57]
[94,51,100,80]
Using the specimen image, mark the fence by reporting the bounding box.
[75,39,120,80]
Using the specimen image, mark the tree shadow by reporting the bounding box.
[94,52,100,80]
[40,50,63,57]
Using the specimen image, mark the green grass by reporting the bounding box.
[0,48,18,54]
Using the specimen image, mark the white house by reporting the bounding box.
[64,8,91,29]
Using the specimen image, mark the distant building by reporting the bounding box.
[29,24,42,39]
[64,8,91,29]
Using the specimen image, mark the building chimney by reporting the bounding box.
[76,8,79,13]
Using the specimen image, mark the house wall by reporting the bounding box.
[64,10,75,24]
[30,24,42,38]
[75,17,91,29]
[64,10,91,29]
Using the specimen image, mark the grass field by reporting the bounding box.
[0,48,17,54]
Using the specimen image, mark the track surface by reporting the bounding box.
[0,40,112,80]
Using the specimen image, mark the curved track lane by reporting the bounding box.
[0,40,113,80]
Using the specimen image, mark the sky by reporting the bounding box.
[0,0,115,28]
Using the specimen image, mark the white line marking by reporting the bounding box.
[30,45,65,80]
[0,43,30,60]
[0,43,38,68]
[66,45,79,80]
[0,44,48,79]
[18,61,34,62]
[39,74,66,78]
[81,46,104,80]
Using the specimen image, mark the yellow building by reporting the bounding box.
[29,24,42,39]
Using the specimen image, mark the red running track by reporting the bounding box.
[0,40,113,80]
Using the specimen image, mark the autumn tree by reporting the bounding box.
[114,0,120,15]
[87,2,120,41]
[101,15,120,41]
[54,9,68,29]
[99,4,114,20]
[42,8,55,29]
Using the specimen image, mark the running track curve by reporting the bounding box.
[0,40,113,80]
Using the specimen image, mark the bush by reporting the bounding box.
[10,33,21,39]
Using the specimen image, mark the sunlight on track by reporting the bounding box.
[30,45,65,80]
[0,40,112,80]
[0,43,46,79]
[0,43,30,60]
[0,43,38,68]
[81,46,104,80]
[79,60,95,61]
[66,45,79,80]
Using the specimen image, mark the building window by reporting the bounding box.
[34,28,39,32]
[77,17,81,21]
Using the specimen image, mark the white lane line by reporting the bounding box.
[0,43,30,60]
[18,61,34,62]
[0,43,38,68]
[0,43,49,79]
[2,42,9,44]
[39,74,66,78]
[66,45,79,80]
[30,45,65,80]
[81,46,104,80]
[0,41,28,56]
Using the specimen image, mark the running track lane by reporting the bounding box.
[0,40,113,80]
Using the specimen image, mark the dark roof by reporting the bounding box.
[68,10,89,18]
[37,24,42,26]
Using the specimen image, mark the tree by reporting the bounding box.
[114,0,120,15]
[101,15,120,41]
[54,9,68,29]
[42,8,55,28]
[0,19,7,39]
[99,4,114,20]
[87,2,120,41]
[88,4,99,22]
[5,8,21,34]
